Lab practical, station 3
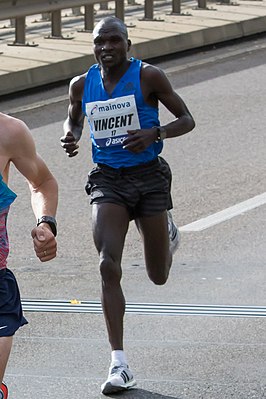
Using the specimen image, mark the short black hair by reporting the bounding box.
[93,17,128,39]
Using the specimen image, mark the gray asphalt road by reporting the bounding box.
[2,38,266,398]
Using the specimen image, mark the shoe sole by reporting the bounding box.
[101,380,136,395]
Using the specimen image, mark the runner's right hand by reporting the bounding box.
[60,131,79,157]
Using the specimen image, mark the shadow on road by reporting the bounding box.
[103,388,179,398]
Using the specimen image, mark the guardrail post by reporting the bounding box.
[41,13,51,21]
[197,0,207,8]
[100,2,108,9]
[44,10,73,40]
[72,7,83,16]
[115,0,125,21]
[139,0,164,21]
[51,10,62,38]
[15,17,26,44]
[7,17,38,46]
[84,4,94,32]
[172,0,181,14]
[144,0,154,20]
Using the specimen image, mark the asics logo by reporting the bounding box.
[106,138,112,146]
[106,136,126,146]
[0,325,7,330]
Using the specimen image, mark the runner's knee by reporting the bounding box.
[99,256,122,285]
[147,268,169,285]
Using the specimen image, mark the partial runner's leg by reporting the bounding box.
[92,203,130,350]
[92,203,136,394]
[136,211,172,285]
[0,336,13,386]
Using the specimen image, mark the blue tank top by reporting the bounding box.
[82,58,163,168]
[0,174,17,270]
[0,174,16,212]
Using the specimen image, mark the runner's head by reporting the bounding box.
[93,17,131,68]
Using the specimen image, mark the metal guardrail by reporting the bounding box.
[0,0,123,19]
[0,0,226,46]
[0,0,124,44]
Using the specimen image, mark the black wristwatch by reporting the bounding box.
[37,216,57,237]
[153,126,167,142]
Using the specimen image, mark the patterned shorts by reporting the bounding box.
[85,156,173,220]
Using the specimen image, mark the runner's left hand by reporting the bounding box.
[123,128,157,153]
[31,225,57,262]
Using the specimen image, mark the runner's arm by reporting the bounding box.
[123,65,195,153]
[6,116,58,261]
[146,65,195,139]
[61,75,86,157]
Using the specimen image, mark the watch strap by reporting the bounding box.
[153,126,167,142]
[37,216,57,237]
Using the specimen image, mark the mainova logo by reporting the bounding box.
[99,101,130,112]
[90,104,98,116]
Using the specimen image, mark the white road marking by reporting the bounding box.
[180,192,266,232]
[21,299,266,318]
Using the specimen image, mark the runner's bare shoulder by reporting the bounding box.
[69,73,87,101]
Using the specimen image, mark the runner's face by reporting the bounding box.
[93,24,129,68]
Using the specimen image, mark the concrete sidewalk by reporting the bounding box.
[0,0,266,96]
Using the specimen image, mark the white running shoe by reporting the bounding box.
[167,210,181,255]
[101,361,136,395]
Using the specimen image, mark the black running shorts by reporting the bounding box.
[85,156,173,220]
[0,268,28,337]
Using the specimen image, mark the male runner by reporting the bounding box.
[0,112,58,399]
[61,16,195,394]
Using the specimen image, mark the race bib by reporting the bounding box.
[85,95,140,147]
